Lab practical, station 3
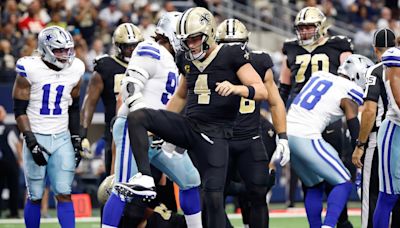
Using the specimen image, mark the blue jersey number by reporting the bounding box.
[40,84,65,115]
[161,72,177,105]
[292,77,332,110]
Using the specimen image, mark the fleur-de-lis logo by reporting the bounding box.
[185,64,190,73]
[200,13,210,25]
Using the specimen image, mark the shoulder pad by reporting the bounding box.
[95,54,109,62]
[284,37,297,43]
[135,41,161,60]
[347,86,364,106]
[16,57,28,77]
[382,47,400,67]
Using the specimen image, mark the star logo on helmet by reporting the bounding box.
[200,13,210,25]
[46,34,53,41]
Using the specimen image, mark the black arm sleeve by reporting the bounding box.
[68,97,80,135]
[347,117,360,150]
[13,99,29,119]
[279,83,291,105]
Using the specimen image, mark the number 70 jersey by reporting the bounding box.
[287,71,363,138]
[16,56,84,134]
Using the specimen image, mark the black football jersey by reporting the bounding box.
[364,62,388,132]
[232,51,273,139]
[177,44,250,126]
[93,55,128,132]
[283,36,353,94]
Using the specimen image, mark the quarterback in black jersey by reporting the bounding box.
[116,7,268,228]
[216,19,288,228]
[279,7,354,228]
[80,23,143,176]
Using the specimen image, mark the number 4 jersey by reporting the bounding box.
[287,71,363,138]
[16,56,84,134]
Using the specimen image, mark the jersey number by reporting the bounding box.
[295,54,329,83]
[292,76,332,110]
[40,84,64,115]
[161,72,177,104]
[239,98,255,114]
[194,74,211,104]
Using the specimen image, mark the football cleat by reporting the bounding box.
[114,173,157,199]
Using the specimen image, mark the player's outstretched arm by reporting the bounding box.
[81,72,103,131]
[217,63,268,100]
[166,75,188,114]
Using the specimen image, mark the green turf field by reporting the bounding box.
[0,215,362,228]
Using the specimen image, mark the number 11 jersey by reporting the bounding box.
[16,56,84,134]
[287,71,363,138]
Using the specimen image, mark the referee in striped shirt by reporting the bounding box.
[352,28,400,228]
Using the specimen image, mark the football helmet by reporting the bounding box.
[294,7,329,46]
[337,54,374,90]
[155,11,183,55]
[37,26,75,69]
[97,174,115,205]
[176,7,216,61]
[113,23,144,62]
[216,19,249,44]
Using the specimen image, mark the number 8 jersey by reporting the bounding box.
[15,56,84,134]
[287,71,363,138]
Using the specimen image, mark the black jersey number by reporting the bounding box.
[295,53,329,83]
[194,74,211,104]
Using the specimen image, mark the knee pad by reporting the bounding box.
[247,186,268,206]
[180,163,201,190]
[204,191,224,210]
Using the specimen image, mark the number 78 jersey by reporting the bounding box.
[287,71,363,138]
[16,56,84,134]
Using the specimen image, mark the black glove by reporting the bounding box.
[71,135,82,167]
[24,131,49,166]
[267,169,276,191]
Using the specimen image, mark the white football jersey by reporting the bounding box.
[382,47,400,125]
[118,40,179,116]
[287,71,364,138]
[16,56,84,134]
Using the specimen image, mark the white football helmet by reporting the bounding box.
[176,7,217,61]
[216,19,249,44]
[113,23,144,62]
[37,26,75,69]
[155,11,183,55]
[294,7,329,46]
[97,174,115,205]
[337,54,374,90]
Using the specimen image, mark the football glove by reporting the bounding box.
[271,138,290,166]
[24,131,50,166]
[79,127,92,159]
[71,135,83,167]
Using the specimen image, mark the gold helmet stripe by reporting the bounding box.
[179,8,194,35]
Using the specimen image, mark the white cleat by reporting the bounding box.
[114,173,156,199]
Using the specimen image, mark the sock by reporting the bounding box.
[57,201,75,228]
[373,192,399,228]
[180,187,202,228]
[324,182,352,227]
[24,199,41,228]
[102,193,126,228]
[304,185,323,228]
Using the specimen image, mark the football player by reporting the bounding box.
[352,28,400,228]
[216,18,288,227]
[80,23,144,176]
[114,7,268,227]
[13,26,85,228]
[373,47,400,228]
[279,7,354,226]
[287,54,373,228]
[102,12,203,228]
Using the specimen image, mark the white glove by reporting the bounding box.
[80,138,93,159]
[271,139,290,166]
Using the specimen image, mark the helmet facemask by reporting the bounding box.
[113,23,144,62]
[180,33,209,61]
[295,23,321,46]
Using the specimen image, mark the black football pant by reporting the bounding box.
[225,137,270,228]
[128,108,229,228]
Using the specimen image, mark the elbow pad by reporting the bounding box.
[14,99,29,119]
[121,67,149,112]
